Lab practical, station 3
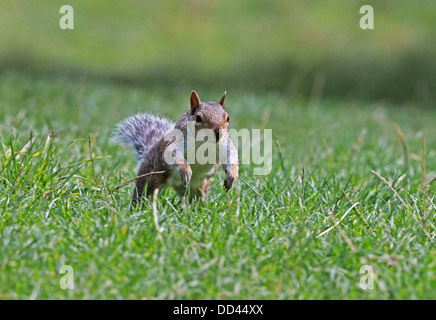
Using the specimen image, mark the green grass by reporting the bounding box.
[0,71,435,299]
[1,0,436,102]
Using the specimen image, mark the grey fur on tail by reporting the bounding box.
[111,113,175,164]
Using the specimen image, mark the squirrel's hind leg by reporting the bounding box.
[131,178,147,207]
[131,183,142,207]
[131,169,162,206]
[131,178,159,207]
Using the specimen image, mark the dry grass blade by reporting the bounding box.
[317,202,359,238]
[0,134,33,175]
[351,128,367,152]
[341,188,376,237]
[326,208,357,253]
[152,188,161,231]
[371,169,432,239]
[88,135,100,188]
[112,171,165,191]
[371,170,407,207]
[393,123,409,168]
[11,137,38,185]
[422,136,427,222]
[152,188,163,241]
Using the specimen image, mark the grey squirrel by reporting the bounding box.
[112,90,239,205]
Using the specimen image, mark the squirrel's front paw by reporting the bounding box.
[224,165,238,191]
[178,164,192,188]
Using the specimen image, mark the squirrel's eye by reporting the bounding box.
[196,114,202,123]
[226,115,230,122]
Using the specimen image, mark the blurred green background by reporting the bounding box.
[1,0,435,104]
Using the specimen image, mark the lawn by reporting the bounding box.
[0,71,435,299]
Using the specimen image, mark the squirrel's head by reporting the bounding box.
[189,90,230,142]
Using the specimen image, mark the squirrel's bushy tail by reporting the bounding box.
[111,113,175,164]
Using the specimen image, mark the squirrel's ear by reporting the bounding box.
[190,90,201,113]
[219,91,227,107]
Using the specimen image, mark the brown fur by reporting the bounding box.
[131,91,239,206]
